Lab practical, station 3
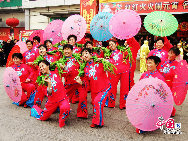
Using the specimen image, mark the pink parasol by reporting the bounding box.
[15,41,28,53]
[3,67,22,103]
[29,30,44,44]
[172,60,188,106]
[109,9,141,40]
[61,15,87,42]
[126,77,173,131]
[43,20,64,45]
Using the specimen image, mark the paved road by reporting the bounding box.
[0,67,187,141]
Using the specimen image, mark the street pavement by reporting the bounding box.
[0,67,187,141]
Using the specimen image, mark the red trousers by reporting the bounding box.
[34,85,47,107]
[65,83,88,118]
[33,98,70,127]
[107,72,129,109]
[65,83,79,103]
[20,82,36,105]
[92,84,111,126]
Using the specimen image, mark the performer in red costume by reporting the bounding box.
[140,56,165,81]
[126,37,140,88]
[11,53,36,107]
[38,45,58,64]
[159,47,181,117]
[33,45,59,106]
[159,47,180,88]
[23,40,38,85]
[32,36,40,56]
[67,35,81,54]
[84,41,104,58]
[62,44,88,118]
[75,48,111,128]
[137,56,165,134]
[148,37,169,62]
[31,60,70,128]
[44,40,57,52]
[106,40,130,109]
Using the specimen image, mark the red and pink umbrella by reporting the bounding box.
[61,15,87,42]
[126,77,173,131]
[172,60,188,106]
[6,41,28,67]
[3,67,22,103]
[109,9,141,40]
[43,20,64,45]
[29,30,44,44]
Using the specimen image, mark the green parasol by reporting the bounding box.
[144,11,178,37]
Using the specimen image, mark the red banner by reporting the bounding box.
[80,0,99,33]
[100,0,188,14]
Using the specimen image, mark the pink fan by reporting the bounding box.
[109,9,141,40]
[29,30,44,44]
[3,67,22,103]
[43,20,64,45]
[15,41,28,53]
[61,15,87,42]
[126,77,173,131]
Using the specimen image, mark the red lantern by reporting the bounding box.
[6,18,19,27]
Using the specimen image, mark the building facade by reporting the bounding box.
[22,0,80,30]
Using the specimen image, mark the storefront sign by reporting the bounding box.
[80,0,98,32]
[100,0,188,14]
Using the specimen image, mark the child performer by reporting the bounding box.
[31,60,70,127]
[62,44,88,118]
[67,35,81,54]
[11,53,36,107]
[75,48,111,128]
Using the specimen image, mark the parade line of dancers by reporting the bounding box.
[9,34,184,133]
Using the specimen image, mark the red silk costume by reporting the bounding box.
[83,61,111,126]
[159,60,179,89]
[31,70,70,127]
[63,56,88,118]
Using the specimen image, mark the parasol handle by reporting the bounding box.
[151,104,155,107]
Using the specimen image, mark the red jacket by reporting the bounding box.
[12,64,34,83]
[63,56,80,85]
[23,49,37,64]
[148,49,168,62]
[83,61,110,93]
[73,46,81,54]
[39,70,68,103]
[108,49,129,74]
[159,59,179,88]
[140,70,165,82]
